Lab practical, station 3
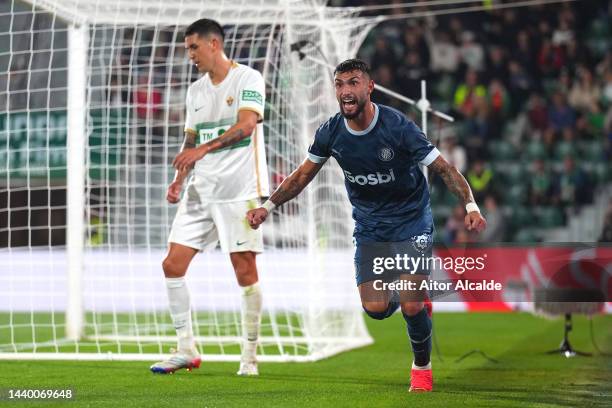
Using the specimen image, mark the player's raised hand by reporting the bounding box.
[465,211,487,233]
[246,208,269,229]
[166,181,183,204]
[173,146,206,171]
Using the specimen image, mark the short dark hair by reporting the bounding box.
[334,59,371,77]
[185,19,225,42]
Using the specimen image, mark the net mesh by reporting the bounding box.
[1,0,375,361]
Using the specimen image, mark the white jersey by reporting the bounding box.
[184,62,270,202]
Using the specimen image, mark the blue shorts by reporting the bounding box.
[353,217,434,286]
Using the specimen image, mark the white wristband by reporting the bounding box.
[262,200,276,213]
[465,202,480,213]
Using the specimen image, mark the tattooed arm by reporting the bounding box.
[167,132,196,203]
[428,155,487,232]
[172,109,259,171]
[246,158,325,229]
[268,159,324,206]
[428,155,474,207]
[174,132,196,181]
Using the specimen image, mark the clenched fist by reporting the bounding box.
[166,181,183,204]
[246,207,269,229]
[465,211,487,233]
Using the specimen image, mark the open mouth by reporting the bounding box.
[342,97,357,109]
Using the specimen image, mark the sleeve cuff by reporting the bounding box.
[238,106,264,120]
[419,147,441,166]
[308,152,329,164]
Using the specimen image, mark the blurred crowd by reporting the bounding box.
[4,1,610,245]
[339,0,611,243]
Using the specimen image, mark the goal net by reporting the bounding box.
[0,0,377,361]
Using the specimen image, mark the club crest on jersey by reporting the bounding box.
[377,146,394,162]
[411,233,432,253]
[226,96,234,106]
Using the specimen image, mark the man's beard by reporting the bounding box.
[340,98,366,120]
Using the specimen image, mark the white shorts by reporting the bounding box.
[168,184,263,253]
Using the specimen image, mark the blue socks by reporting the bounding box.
[403,307,432,367]
[362,299,432,367]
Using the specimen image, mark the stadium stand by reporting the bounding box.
[345,0,611,243]
[2,0,610,245]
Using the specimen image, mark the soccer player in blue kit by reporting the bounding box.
[247,59,486,392]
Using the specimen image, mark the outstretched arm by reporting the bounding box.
[428,155,487,232]
[247,158,325,229]
[268,158,324,207]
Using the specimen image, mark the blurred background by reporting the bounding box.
[341,0,612,244]
[0,0,609,374]
[1,0,611,248]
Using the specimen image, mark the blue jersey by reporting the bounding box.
[308,104,439,239]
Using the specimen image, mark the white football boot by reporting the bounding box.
[236,342,258,376]
[150,348,201,374]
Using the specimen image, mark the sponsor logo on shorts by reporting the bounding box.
[236,240,247,246]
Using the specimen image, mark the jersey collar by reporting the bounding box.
[343,103,379,136]
[210,60,238,88]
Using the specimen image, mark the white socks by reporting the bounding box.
[412,361,432,370]
[165,277,262,358]
[165,277,196,354]
[241,282,262,359]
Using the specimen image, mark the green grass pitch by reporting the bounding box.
[0,312,610,407]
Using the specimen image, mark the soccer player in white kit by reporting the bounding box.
[150,19,269,376]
